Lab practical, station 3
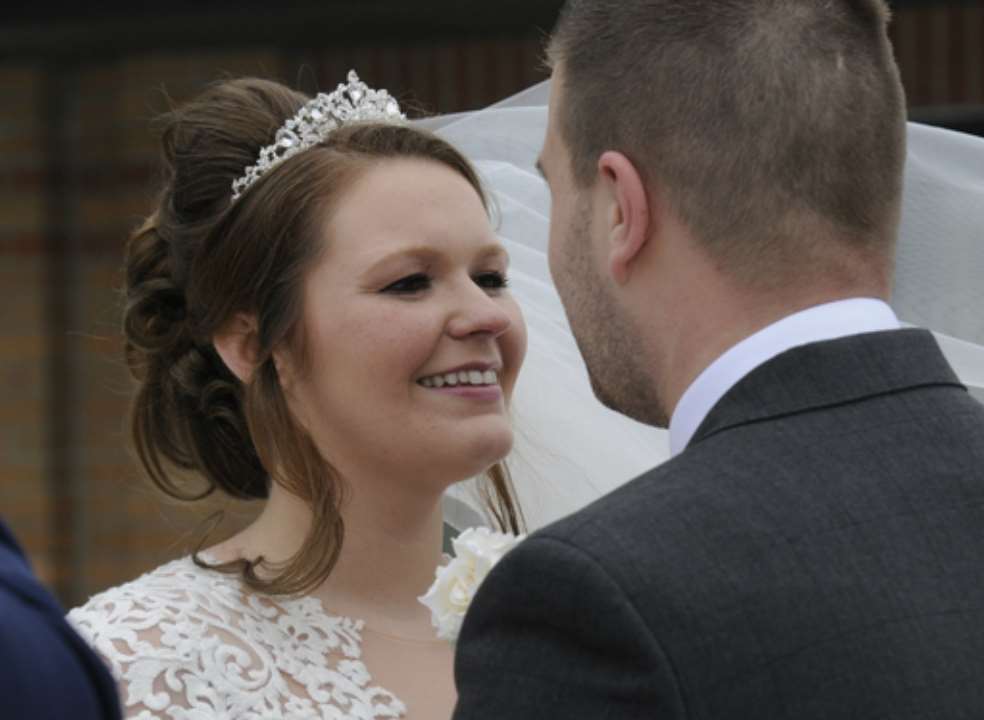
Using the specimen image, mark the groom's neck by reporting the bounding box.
[645,250,892,421]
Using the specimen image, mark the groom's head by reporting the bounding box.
[540,0,906,426]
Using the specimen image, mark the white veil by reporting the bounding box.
[895,122,984,394]
[427,81,984,531]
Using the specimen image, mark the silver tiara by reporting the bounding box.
[230,70,407,202]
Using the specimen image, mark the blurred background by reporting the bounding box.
[1,0,982,608]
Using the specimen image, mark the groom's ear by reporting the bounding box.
[597,151,651,285]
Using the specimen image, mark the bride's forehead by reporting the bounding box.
[324,164,493,250]
[340,157,484,210]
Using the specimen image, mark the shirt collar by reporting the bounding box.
[668,298,901,456]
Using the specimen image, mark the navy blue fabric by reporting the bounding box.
[0,519,121,719]
[454,329,984,719]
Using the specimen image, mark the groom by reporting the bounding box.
[453,1,984,718]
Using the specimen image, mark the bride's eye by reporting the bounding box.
[474,271,509,291]
[382,273,431,294]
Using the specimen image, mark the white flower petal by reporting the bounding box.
[419,527,526,643]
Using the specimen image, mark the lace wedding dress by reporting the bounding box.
[68,556,415,720]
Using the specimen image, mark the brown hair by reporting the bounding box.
[548,0,907,285]
[124,77,522,596]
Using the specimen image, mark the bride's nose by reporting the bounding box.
[446,284,511,339]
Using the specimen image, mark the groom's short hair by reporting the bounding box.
[549,0,906,285]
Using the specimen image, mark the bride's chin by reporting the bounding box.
[450,424,515,478]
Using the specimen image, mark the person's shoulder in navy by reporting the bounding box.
[0,519,121,720]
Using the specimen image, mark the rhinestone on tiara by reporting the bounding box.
[230,70,407,202]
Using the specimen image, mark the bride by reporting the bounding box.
[69,73,528,720]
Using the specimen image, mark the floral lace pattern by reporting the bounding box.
[68,556,406,720]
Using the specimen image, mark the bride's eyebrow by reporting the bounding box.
[368,246,439,266]
[361,243,507,277]
[474,244,510,266]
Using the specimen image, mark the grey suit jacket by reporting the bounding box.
[453,329,984,719]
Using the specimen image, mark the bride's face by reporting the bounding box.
[283,158,526,489]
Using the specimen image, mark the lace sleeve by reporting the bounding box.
[67,566,237,719]
[67,557,406,720]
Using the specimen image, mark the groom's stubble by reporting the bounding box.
[556,196,670,428]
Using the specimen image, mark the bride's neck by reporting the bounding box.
[224,474,446,626]
[316,482,447,624]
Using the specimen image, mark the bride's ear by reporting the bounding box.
[213,313,261,383]
[598,151,651,285]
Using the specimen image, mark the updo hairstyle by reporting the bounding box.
[123,77,522,596]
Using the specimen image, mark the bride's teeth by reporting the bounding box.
[421,369,500,387]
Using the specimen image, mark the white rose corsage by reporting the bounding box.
[418,527,526,643]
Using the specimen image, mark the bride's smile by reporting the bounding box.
[417,364,503,400]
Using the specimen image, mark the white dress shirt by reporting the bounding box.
[668,298,902,456]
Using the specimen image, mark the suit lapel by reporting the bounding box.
[689,329,965,448]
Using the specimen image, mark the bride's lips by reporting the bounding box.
[431,384,503,401]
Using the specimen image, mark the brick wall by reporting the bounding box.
[891,2,984,107]
[1,65,50,580]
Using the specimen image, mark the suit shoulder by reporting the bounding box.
[0,566,120,718]
[536,452,716,542]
